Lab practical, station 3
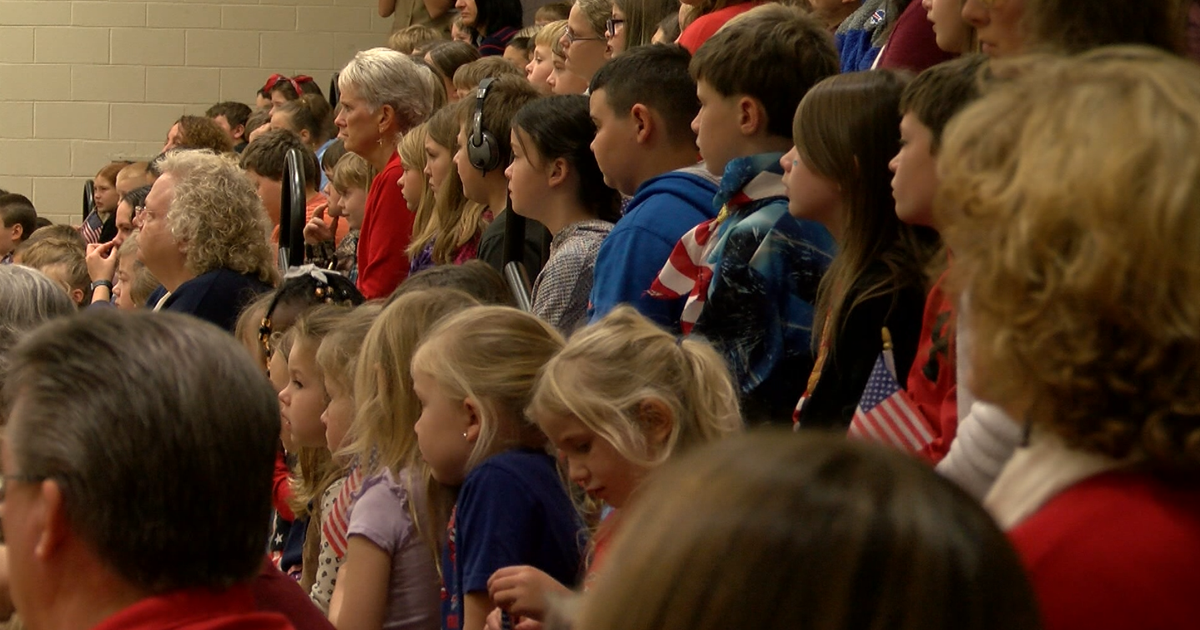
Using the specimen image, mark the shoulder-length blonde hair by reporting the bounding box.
[400,123,439,260]
[426,104,488,265]
[529,306,742,470]
[159,150,278,286]
[411,305,566,474]
[937,46,1200,473]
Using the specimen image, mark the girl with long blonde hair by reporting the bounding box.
[411,306,582,630]
[324,290,477,630]
[484,306,743,626]
[423,105,490,266]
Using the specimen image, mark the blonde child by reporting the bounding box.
[527,21,567,94]
[782,70,939,429]
[485,306,743,627]
[423,105,489,267]
[401,124,440,275]
[308,153,376,283]
[112,232,159,310]
[411,306,583,630]
[451,15,473,43]
[326,290,479,630]
[390,24,445,54]
[280,305,353,612]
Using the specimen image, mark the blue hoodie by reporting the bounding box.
[588,167,718,329]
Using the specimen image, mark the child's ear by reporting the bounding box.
[737,96,767,138]
[547,157,570,188]
[630,104,654,145]
[233,125,246,141]
[637,398,675,449]
[70,287,85,306]
[462,397,483,444]
[298,129,312,145]
[12,223,24,243]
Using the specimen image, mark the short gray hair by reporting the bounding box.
[1,311,280,593]
[0,265,76,383]
[338,47,437,133]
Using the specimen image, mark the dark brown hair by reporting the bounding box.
[899,55,988,152]
[240,129,319,190]
[590,44,699,148]
[690,4,839,139]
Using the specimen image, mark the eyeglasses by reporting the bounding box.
[0,473,48,502]
[605,18,625,37]
[564,27,605,46]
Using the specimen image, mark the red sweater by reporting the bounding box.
[356,151,414,299]
[905,269,957,462]
[1010,471,1200,630]
[92,585,293,630]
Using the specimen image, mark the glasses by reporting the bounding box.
[0,473,48,502]
[605,18,625,37]
[564,27,605,46]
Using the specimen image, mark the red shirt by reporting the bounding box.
[906,269,957,462]
[356,151,414,299]
[1010,471,1200,630]
[92,585,293,630]
[677,2,763,54]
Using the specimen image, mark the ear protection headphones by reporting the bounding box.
[468,77,501,173]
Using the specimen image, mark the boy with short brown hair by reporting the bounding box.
[649,4,840,424]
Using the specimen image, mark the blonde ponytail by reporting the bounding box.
[529,306,743,468]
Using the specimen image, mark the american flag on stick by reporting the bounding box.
[848,328,935,453]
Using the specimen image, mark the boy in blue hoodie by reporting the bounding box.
[649,5,840,424]
[587,44,719,330]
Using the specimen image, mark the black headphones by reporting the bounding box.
[468,77,501,173]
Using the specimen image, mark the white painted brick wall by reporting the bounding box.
[0,0,393,224]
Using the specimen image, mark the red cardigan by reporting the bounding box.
[356,151,414,299]
[1010,471,1200,630]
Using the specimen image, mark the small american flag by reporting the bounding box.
[848,328,934,453]
[79,210,104,245]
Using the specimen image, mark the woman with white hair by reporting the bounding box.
[335,47,439,299]
[136,150,278,331]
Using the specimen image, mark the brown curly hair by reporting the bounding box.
[159,151,278,286]
[176,115,235,153]
[937,46,1200,473]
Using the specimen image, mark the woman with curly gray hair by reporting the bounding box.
[136,150,278,331]
[334,47,438,299]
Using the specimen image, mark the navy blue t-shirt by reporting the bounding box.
[441,449,584,630]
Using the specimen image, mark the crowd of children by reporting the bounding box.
[2,1,1200,630]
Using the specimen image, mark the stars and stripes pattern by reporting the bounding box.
[321,464,363,559]
[848,329,935,453]
[79,210,104,245]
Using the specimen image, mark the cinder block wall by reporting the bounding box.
[0,0,393,225]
